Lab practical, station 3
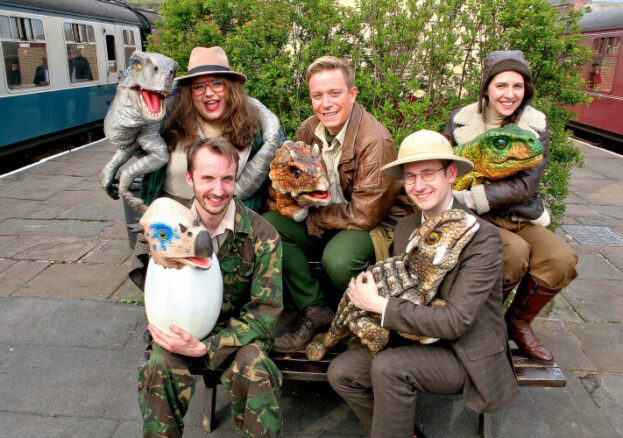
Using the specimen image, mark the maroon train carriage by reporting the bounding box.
[569,7,623,143]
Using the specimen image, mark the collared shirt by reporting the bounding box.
[380,196,454,327]
[191,198,236,253]
[314,119,349,205]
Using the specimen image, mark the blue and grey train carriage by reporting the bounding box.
[0,0,159,156]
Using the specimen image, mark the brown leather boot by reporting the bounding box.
[273,305,334,353]
[506,275,559,364]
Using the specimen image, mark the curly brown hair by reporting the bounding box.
[167,77,259,152]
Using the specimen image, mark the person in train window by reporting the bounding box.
[588,63,602,90]
[443,50,578,365]
[33,55,49,86]
[68,46,93,82]
[7,61,21,86]
[140,46,283,214]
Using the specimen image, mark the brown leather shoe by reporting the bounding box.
[508,319,553,364]
[273,305,334,353]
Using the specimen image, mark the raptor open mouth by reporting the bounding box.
[134,87,167,119]
[305,191,331,200]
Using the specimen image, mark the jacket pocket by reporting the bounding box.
[465,339,504,361]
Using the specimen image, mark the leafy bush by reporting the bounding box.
[149,0,590,227]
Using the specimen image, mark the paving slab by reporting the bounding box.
[577,216,623,227]
[0,412,119,438]
[82,239,133,265]
[0,258,16,274]
[566,322,623,373]
[0,174,86,201]
[568,178,623,193]
[99,220,131,240]
[45,190,117,205]
[575,253,623,280]
[58,203,125,221]
[0,343,143,420]
[0,297,143,349]
[0,260,51,296]
[545,293,583,323]
[579,373,623,436]
[0,218,111,237]
[109,277,144,304]
[24,159,103,177]
[584,158,623,181]
[18,202,71,219]
[0,197,39,221]
[590,204,623,220]
[530,320,596,371]
[563,279,623,323]
[14,263,127,301]
[597,246,623,271]
[562,203,602,219]
[0,236,98,261]
[577,191,623,206]
[531,371,619,438]
[569,167,608,180]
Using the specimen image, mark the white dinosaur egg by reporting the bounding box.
[144,257,223,340]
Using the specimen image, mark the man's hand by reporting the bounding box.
[452,189,475,210]
[346,271,386,315]
[148,324,207,357]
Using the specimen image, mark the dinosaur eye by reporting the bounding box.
[426,231,440,245]
[158,230,167,240]
[493,137,508,149]
[289,166,301,178]
[135,62,143,72]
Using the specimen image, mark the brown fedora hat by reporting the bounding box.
[175,46,247,84]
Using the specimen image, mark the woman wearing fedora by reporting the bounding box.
[443,50,578,365]
[141,46,282,212]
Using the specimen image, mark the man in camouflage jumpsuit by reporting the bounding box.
[138,137,284,437]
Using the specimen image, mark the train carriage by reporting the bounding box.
[570,7,623,143]
[0,0,159,156]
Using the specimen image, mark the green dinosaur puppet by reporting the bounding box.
[453,124,544,191]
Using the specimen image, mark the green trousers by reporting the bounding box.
[262,211,375,310]
[138,343,283,437]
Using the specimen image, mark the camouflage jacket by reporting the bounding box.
[201,199,283,369]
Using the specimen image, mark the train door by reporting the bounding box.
[99,22,119,84]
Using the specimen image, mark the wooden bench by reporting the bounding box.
[189,347,565,437]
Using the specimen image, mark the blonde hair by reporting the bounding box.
[306,56,355,88]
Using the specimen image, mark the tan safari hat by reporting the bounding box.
[381,129,473,179]
[175,46,247,84]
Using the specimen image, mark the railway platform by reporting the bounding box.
[0,138,622,437]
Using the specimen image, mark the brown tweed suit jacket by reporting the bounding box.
[385,200,519,413]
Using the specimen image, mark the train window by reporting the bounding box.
[122,30,138,69]
[587,36,621,93]
[0,16,9,39]
[1,15,48,89]
[64,22,98,82]
[105,35,117,73]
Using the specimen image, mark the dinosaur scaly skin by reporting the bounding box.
[100,51,178,213]
[267,140,331,222]
[453,124,543,191]
[305,209,480,360]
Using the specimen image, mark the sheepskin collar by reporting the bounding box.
[451,102,546,145]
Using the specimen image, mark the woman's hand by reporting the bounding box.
[148,323,207,357]
[346,271,387,315]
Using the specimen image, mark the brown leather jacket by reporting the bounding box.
[297,102,406,237]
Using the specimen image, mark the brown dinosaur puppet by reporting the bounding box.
[305,209,480,360]
[266,140,331,222]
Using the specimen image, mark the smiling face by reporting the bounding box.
[186,146,236,220]
[404,159,457,218]
[308,69,357,135]
[190,74,228,121]
[486,70,525,119]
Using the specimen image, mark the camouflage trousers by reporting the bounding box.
[138,343,283,437]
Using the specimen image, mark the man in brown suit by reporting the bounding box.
[327,130,519,437]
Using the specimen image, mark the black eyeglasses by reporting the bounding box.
[403,165,448,185]
[190,79,226,96]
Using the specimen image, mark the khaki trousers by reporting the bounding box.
[484,215,578,289]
